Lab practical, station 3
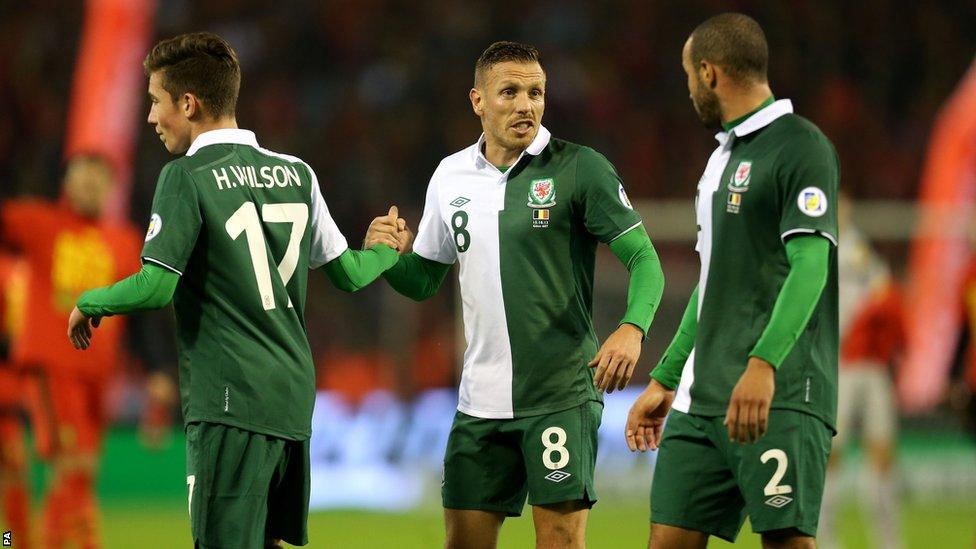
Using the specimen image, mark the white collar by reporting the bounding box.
[186,128,259,156]
[472,125,552,168]
[715,99,793,145]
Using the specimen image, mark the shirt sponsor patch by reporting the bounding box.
[797,187,828,217]
[145,213,162,241]
[618,184,633,209]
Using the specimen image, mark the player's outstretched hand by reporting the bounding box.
[395,215,415,255]
[724,357,775,444]
[589,323,643,393]
[625,379,674,452]
[67,306,100,351]
[364,206,403,250]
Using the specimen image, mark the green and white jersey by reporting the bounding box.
[414,126,642,419]
[673,100,840,428]
[142,129,348,440]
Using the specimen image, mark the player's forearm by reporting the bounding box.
[750,235,830,368]
[609,225,664,336]
[382,252,452,301]
[323,245,399,293]
[649,286,698,390]
[77,263,179,317]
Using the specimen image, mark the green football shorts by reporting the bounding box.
[650,409,831,542]
[441,400,602,516]
[185,421,310,548]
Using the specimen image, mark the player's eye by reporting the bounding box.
[502,88,515,97]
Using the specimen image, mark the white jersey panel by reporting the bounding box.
[413,166,458,265]
[675,135,734,409]
[256,146,348,268]
[417,146,516,418]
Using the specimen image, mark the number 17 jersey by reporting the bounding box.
[141,129,348,440]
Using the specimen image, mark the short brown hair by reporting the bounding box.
[690,13,768,84]
[143,32,241,119]
[474,41,543,87]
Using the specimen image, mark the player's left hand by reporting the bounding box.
[67,306,101,350]
[589,323,643,393]
[725,356,776,443]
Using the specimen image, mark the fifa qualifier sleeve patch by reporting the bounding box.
[145,213,162,241]
[796,187,828,217]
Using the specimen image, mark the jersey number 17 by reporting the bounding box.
[225,201,308,311]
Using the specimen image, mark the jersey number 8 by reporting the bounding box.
[451,211,470,253]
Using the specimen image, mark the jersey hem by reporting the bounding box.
[457,395,601,420]
[685,403,835,433]
[183,415,310,441]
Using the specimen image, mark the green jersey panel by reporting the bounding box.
[501,143,642,416]
[142,130,348,440]
[677,103,840,429]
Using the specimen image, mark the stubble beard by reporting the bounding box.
[693,86,723,131]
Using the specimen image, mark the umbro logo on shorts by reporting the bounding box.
[450,197,470,208]
[764,495,793,508]
[544,470,572,483]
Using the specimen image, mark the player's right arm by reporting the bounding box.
[68,162,201,349]
[379,169,454,302]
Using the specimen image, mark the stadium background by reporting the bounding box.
[2,0,976,547]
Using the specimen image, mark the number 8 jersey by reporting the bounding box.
[141,129,348,440]
[413,126,643,419]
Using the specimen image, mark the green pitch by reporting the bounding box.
[7,428,973,548]
[96,498,976,548]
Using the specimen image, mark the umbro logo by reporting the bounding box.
[450,197,470,207]
[544,470,571,483]
[764,495,793,508]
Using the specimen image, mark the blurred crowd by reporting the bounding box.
[2,0,976,401]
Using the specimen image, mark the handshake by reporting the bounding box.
[365,206,414,254]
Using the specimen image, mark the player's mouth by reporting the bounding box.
[510,120,535,137]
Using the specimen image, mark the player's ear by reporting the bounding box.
[470,88,484,117]
[182,93,203,120]
[699,61,717,89]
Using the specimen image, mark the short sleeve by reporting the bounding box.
[307,166,349,268]
[412,173,457,265]
[577,147,643,243]
[778,133,839,245]
[140,163,202,275]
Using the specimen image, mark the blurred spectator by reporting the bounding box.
[820,194,905,549]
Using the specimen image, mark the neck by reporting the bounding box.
[720,83,774,125]
[482,138,525,169]
[190,117,239,144]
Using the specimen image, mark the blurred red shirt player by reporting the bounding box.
[0,154,141,549]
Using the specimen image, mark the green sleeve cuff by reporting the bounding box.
[649,286,698,390]
[749,235,830,368]
[76,263,179,317]
[383,252,452,301]
[323,245,399,292]
[608,225,664,337]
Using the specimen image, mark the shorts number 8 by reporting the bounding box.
[541,426,570,470]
